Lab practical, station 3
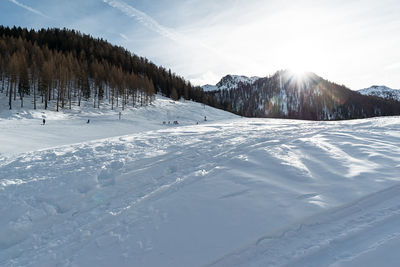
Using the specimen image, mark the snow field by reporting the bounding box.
[1,96,400,266]
[0,95,234,156]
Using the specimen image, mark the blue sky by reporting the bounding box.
[1,0,400,89]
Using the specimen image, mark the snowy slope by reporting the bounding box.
[1,96,400,267]
[359,85,400,101]
[202,75,259,91]
[0,95,235,156]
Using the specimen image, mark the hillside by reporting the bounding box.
[0,26,206,112]
[359,85,400,102]
[1,95,400,266]
[205,70,400,120]
[0,94,234,156]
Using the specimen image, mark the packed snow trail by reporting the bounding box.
[1,111,400,266]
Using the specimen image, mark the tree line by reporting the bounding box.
[0,26,209,111]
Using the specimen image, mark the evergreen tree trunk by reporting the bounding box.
[122,88,125,111]
[111,88,114,110]
[62,85,65,109]
[45,86,48,110]
[13,81,16,101]
[69,81,72,109]
[48,83,51,102]
[78,89,81,107]
[8,81,12,110]
[57,86,60,112]
[20,89,23,108]
[33,79,36,110]
[93,87,96,108]
[6,78,9,96]
[116,90,119,108]
[98,84,101,109]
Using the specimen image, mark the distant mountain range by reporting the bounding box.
[202,70,400,120]
[358,85,400,102]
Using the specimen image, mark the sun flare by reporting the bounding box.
[289,67,307,77]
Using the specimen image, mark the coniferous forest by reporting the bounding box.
[1,26,400,120]
[0,26,206,111]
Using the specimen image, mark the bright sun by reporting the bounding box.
[289,67,307,76]
[287,66,309,82]
[280,49,313,79]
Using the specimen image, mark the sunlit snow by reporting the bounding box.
[1,95,400,266]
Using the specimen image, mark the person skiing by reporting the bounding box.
[87,119,90,124]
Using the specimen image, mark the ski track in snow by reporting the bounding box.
[1,101,400,266]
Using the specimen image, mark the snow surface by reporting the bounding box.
[1,95,400,267]
[358,85,400,101]
[0,95,233,156]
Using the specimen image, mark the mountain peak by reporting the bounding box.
[359,85,400,101]
[202,75,260,92]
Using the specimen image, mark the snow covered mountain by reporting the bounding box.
[1,95,400,266]
[358,85,400,102]
[202,75,260,92]
[205,70,400,120]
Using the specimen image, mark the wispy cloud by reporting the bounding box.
[103,0,219,52]
[103,0,181,42]
[8,0,49,18]
[119,33,129,41]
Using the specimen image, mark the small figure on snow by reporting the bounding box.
[119,112,122,120]
[87,119,90,124]
[42,118,46,125]
[204,116,207,121]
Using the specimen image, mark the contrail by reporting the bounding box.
[103,0,181,42]
[103,0,261,85]
[8,0,50,18]
[103,0,230,61]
